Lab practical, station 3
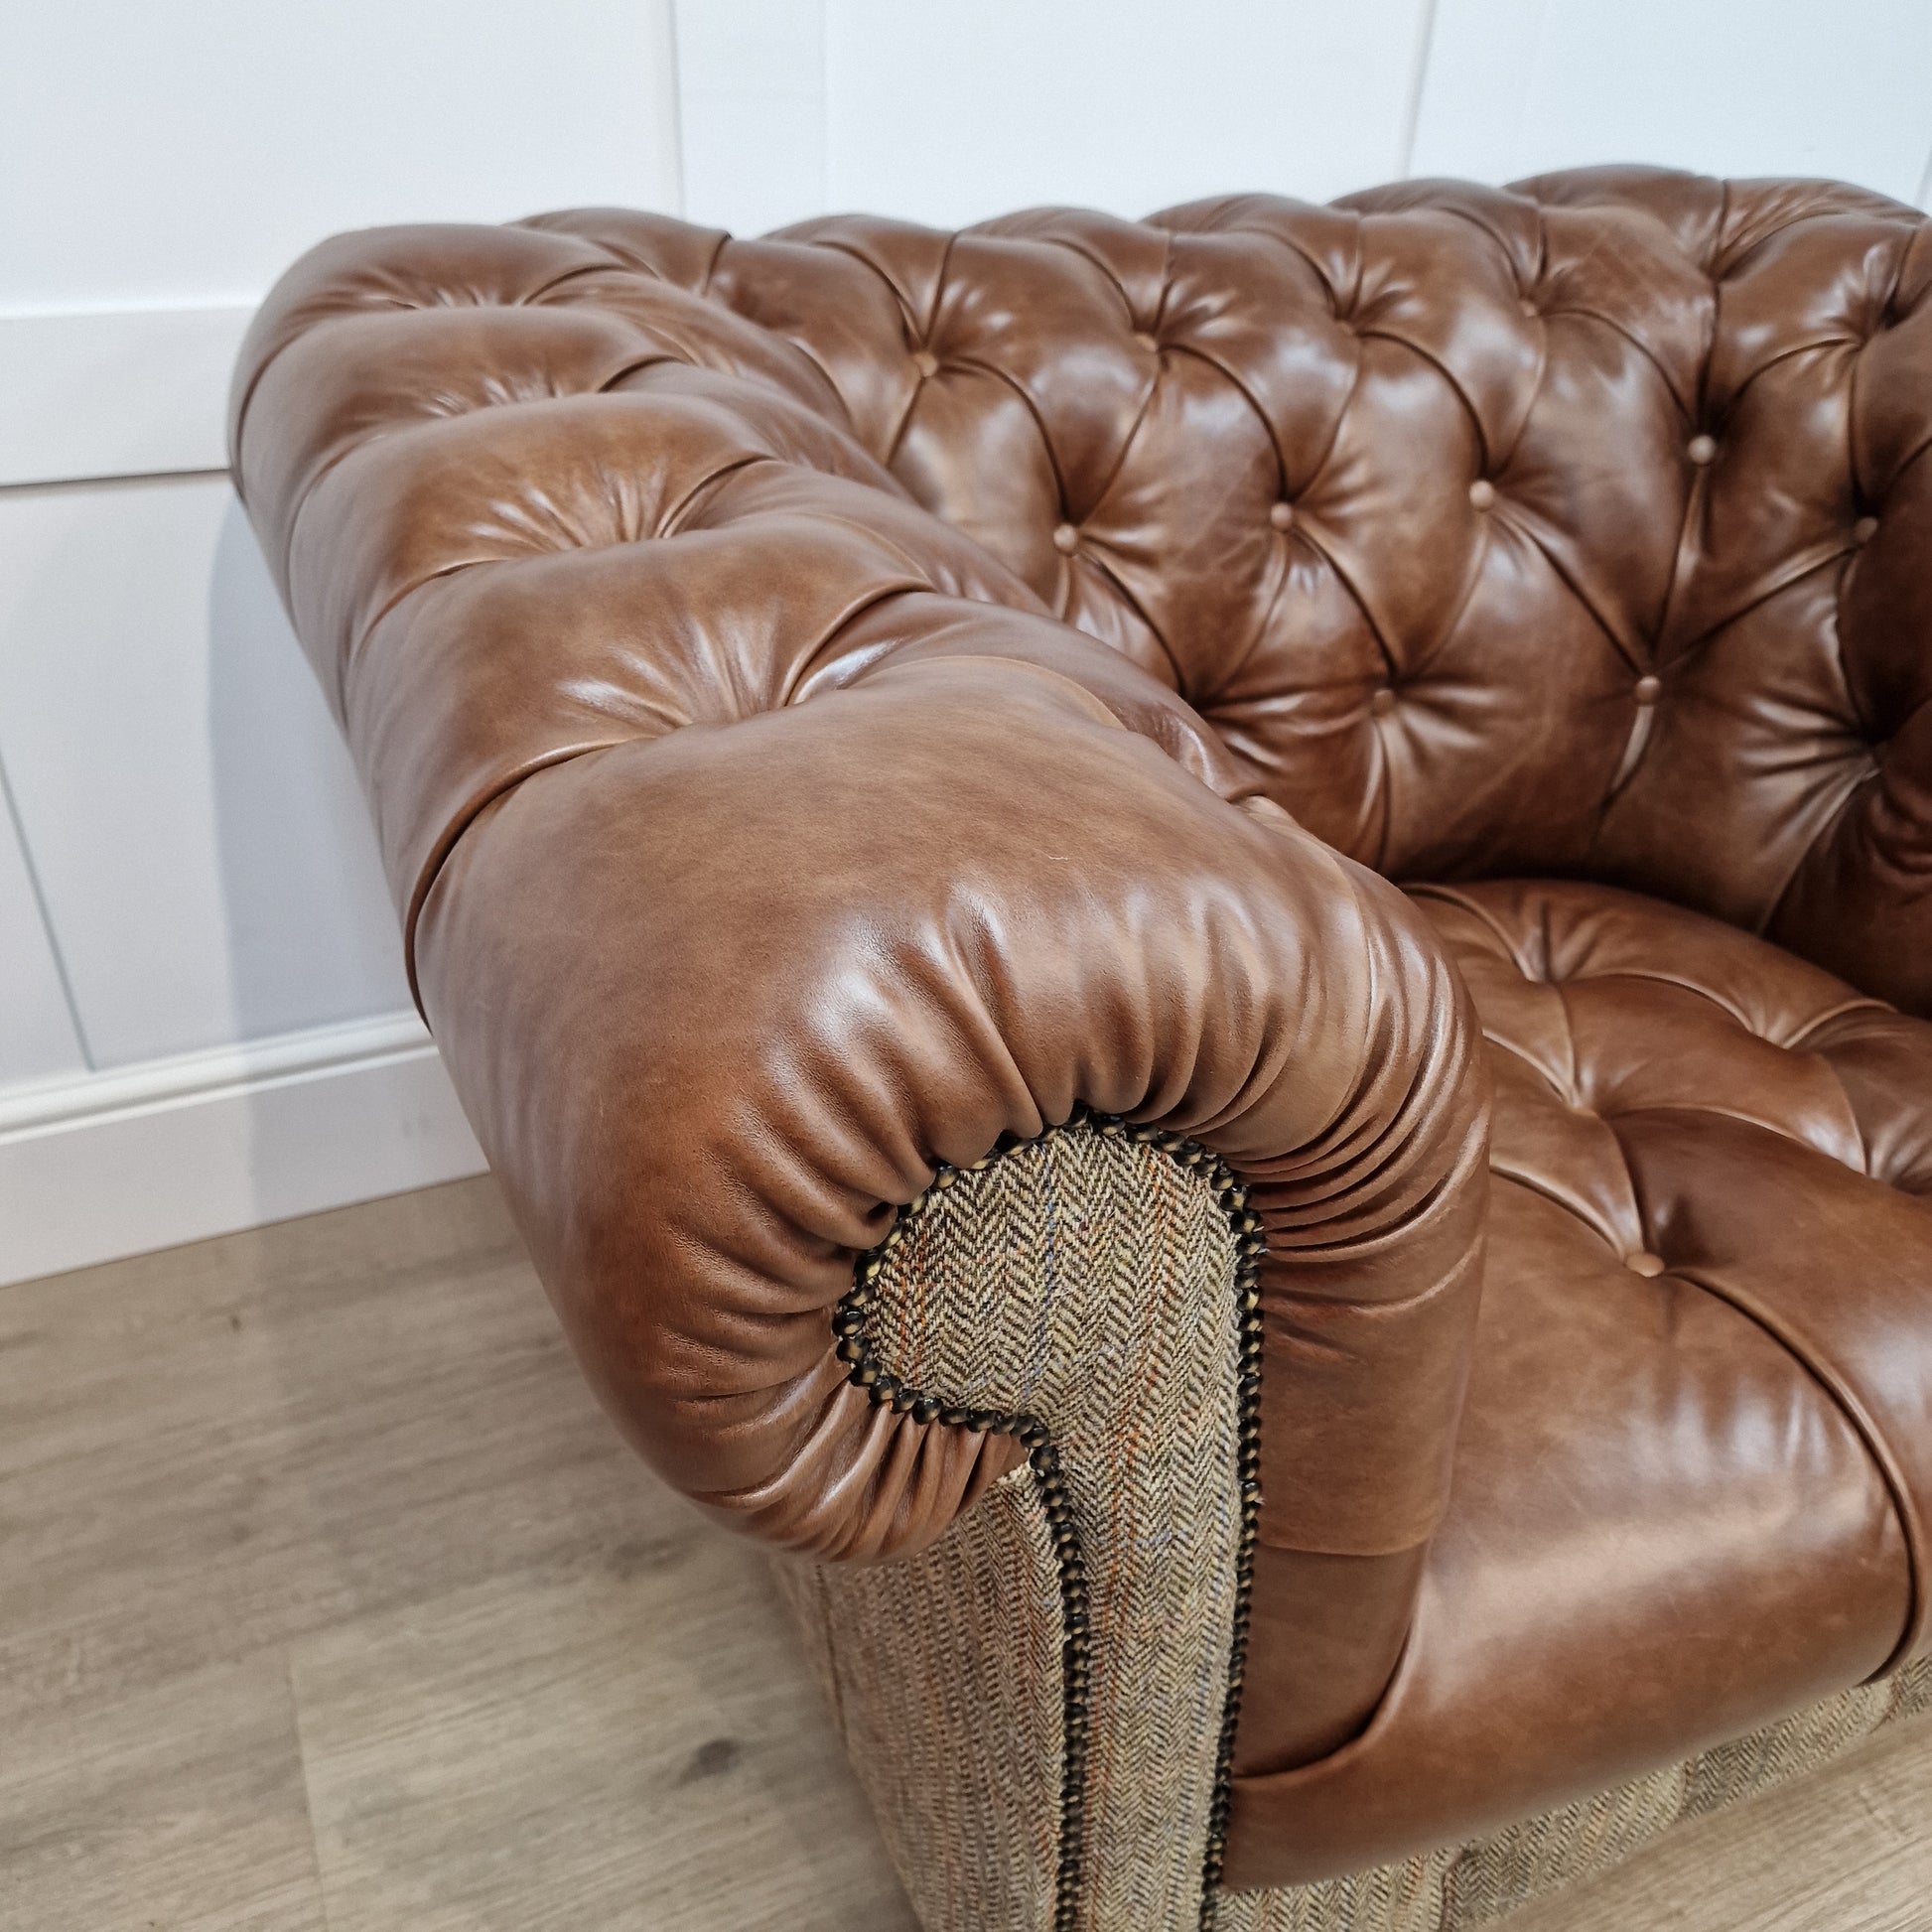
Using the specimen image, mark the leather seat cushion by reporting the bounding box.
[1226,878,1932,1887]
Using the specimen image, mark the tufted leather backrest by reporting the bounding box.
[232,167,1932,1015]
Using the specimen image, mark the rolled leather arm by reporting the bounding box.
[229,222,1490,1587]
[412,622,1490,1566]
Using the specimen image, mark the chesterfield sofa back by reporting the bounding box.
[232,168,1932,1931]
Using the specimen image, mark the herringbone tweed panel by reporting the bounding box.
[773,1466,1066,1928]
[1217,1657,1932,1931]
[771,1122,1246,1932]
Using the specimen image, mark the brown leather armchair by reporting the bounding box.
[232,167,1932,1931]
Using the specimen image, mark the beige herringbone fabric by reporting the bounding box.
[772,1123,1246,1932]
[773,1466,1066,1929]
[1218,1658,1932,1932]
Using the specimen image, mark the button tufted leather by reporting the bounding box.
[229,179,1496,1650]
[1230,878,1931,1882]
[230,164,1932,1890]
[233,167,1932,1019]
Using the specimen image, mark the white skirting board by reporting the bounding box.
[0,1014,487,1288]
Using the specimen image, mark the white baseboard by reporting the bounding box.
[0,1013,487,1288]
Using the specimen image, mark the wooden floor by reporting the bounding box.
[4,1177,1929,1932]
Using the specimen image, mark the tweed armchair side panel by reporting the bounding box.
[774,1119,1256,1932]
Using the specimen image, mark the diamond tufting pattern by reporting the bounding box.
[232,168,1932,1016]
[1226,875,1932,1883]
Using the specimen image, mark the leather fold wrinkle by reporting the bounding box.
[1618,1112,1932,1669]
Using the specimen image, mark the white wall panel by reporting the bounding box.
[0,479,412,1070]
[674,0,829,234]
[0,309,252,487]
[0,770,86,1091]
[1413,0,1932,205]
[0,0,681,1273]
[0,0,682,314]
[1403,0,1542,188]
[821,0,1436,227]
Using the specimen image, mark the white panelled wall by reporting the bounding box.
[4,0,1930,1283]
[0,0,683,1282]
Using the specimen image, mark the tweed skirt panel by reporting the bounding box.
[774,1466,1067,1928]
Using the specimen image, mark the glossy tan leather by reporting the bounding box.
[1230,879,1929,1881]
[232,167,1932,1883]
[230,200,1491,1607]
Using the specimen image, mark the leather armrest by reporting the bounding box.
[229,222,1489,1585]
[410,621,1489,1567]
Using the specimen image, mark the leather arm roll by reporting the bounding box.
[410,626,1491,1571]
[229,226,1488,1640]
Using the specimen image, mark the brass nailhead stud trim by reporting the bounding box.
[833,1108,1264,1932]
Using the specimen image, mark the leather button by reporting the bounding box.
[1133,331,1159,352]
[1687,434,1718,466]
[1370,686,1397,718]
[1468,479,1496,509]
[1633,675,1662,706]
[1518,297,1539,318]
[1052,522,1080,554]
[1270,501,1295,531]
[1854,515,1879,544]
[1625,1251,1667,1278]
[911,348,939,377]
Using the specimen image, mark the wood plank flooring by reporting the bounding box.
[3,1175,1928,1930]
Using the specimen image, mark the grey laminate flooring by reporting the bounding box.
[3,1177,1926,1930]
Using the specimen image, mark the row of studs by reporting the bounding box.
[831,1109,1266,1932]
